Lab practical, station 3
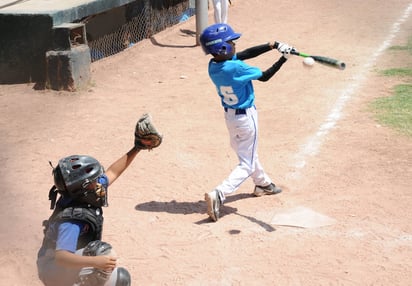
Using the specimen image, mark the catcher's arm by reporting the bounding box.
[55,250,116,271]
[106,114,162,185]
[105,148,139,186]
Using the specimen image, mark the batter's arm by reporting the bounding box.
[237,43,273,60]
[258,56,287,82]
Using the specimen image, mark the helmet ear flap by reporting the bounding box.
[219,44,230,55]
[53,164,67,193]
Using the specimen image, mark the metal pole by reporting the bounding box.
[195,0,208,46]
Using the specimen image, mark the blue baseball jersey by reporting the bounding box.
[208,54,262,109]
[56,221,83,253]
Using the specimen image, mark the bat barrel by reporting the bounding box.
[291,50,345,70]
[313,56,346,70]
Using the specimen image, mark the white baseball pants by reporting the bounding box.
[216,106,272,202]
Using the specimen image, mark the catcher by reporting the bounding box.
[36,114,162,286]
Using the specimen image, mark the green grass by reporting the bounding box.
[388,35,412,53]
[369,36,412,137]
[370,84,412,137]
[380,68,412,77]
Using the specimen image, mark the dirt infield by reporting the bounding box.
[1,0,412,285]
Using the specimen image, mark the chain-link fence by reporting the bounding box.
[85,0,196,62]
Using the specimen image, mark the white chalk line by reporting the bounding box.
[287,3,412,180]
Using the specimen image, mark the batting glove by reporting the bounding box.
[276,42,294,59]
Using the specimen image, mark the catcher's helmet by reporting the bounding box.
[200,23,241,55]
[53,155,106,207]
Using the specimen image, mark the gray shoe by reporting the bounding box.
[253,183,282,197]
[205,190,221,222]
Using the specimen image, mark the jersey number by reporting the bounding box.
[220,86,238,105]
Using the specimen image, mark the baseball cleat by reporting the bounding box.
[253,183,282,197]
[205,190,221,222]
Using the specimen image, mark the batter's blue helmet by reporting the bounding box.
[200,23,241,55]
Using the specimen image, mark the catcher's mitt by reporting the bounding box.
[134,113,162,150]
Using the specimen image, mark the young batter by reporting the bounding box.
[199,23,293,222]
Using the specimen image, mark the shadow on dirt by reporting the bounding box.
[135,193,276,232]
[233,213,276,232]
[134,193,255,215]
[135,199,206,215]
[149,33,197,48]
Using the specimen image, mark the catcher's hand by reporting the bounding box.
[77,240,115,285]
[134,113,163,151]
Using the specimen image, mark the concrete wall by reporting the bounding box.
[0,14,53,84]
[0,0,137,86]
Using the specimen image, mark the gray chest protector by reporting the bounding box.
[59,206,104,248]
[42,205,104,250]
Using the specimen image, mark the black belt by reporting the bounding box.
[224,107,247,115]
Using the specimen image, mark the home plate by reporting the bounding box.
[271,206,336,228]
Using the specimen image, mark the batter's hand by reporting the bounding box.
[276,42,294,59]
